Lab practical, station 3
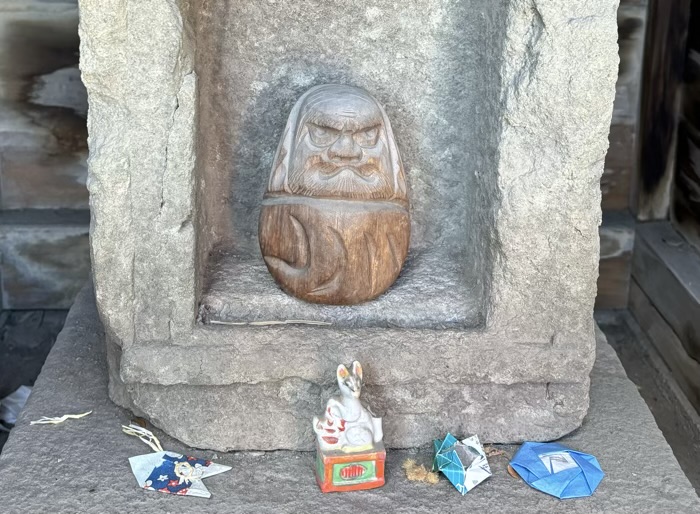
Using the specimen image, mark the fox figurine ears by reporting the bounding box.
[352,361,363,380]
[337,361,363,381]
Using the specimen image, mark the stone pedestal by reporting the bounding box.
[78,0,619,450]
[2,288,699,512]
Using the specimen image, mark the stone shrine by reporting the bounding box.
[78,0,619,451]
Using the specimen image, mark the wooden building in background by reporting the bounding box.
[624,0,700,416]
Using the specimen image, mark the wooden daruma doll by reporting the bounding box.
[259,84,410,305]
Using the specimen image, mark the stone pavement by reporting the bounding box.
[598,310,700,494]
[0,288,698,513]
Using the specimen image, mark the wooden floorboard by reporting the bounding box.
[629,280,700,414]
[633,222,700,363]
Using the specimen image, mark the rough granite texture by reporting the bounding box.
[78,0,619,449]
[1,286,699,513]
[200,249,483,328]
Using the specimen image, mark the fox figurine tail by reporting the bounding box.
[313,401,347,451]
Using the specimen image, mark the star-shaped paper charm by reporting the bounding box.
[129,451,231,498]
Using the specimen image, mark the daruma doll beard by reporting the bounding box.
[287,156,393,200]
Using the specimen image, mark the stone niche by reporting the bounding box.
[78,0,618,451]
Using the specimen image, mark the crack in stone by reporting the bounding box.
[159,95,180,217]
[518,1,545,90]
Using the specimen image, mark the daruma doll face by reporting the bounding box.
[259,85,410,305]
[288,90,395,200]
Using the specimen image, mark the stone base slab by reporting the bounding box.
[96,282,592,450]
[111,341,589,450]
[1,286,699,512]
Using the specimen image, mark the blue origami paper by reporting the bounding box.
[432,433,492,495]
[509,442,604,499]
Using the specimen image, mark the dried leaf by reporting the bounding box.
[507,464,520,479]
[132,417,148,428]
[484,445,506,458]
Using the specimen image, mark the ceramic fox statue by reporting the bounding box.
[313,361,383,453]
[313,361,386,493]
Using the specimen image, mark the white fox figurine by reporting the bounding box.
[313,361,383,453]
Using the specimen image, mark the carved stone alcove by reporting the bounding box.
[79,0,618,451]
[194,0,505,328]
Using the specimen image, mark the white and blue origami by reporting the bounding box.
[129,451,231,498]
[509,442,604,499]
[432,433,492,494]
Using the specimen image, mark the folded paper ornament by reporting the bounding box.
[509,442,604,499]
[432,433,492,494]
[123,424,231,498]
[129,451,231,498]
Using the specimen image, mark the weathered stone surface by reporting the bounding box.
[124,372,589,451]
[105,281,591,450]
[80,0,618,449]
[200,248,482,328]
[79,0,198,347]
[0,211,90,309]
[597,309,700,494]
[1,287,699,513]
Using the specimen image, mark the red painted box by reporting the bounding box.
[315,442,386,493]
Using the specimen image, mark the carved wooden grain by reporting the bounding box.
[259,84,410,305]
